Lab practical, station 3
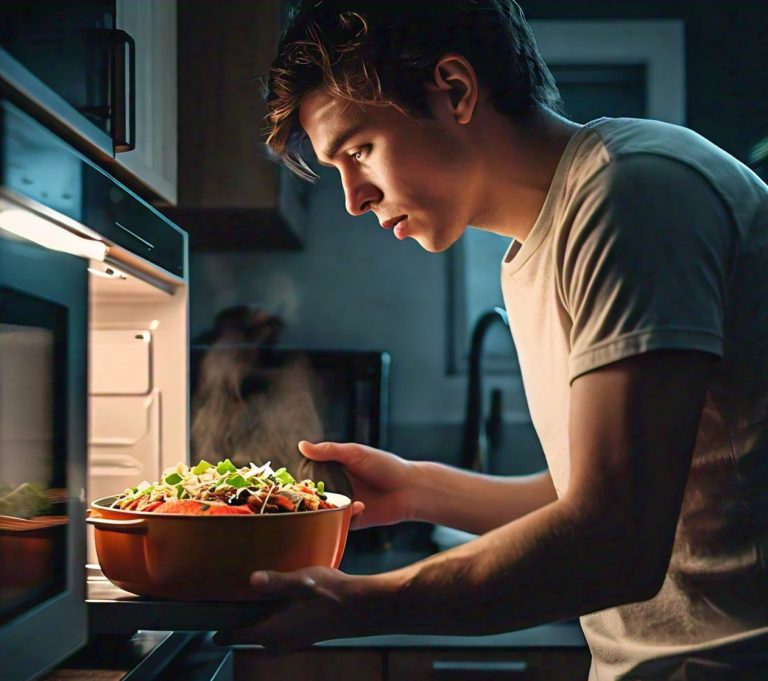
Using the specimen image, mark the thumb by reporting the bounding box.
[298,440,353,463]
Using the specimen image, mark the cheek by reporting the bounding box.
[383,147,462,204]
[373,123,469,209]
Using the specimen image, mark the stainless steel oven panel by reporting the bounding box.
[1,100,186,279]
[0,235,88,681]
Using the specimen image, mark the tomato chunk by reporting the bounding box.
[152,500,253,515]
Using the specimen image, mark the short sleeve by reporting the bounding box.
[558,154,736,383]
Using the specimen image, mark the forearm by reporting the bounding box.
[363,497,659,637]
[409,460,557,534]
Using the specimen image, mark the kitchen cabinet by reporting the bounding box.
[234,650,383,681]
[114,0,178,204]
[233,646,591,681]
[160,0,308,251]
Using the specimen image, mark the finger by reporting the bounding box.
[349,501,368,530]
[248,570,318,599]
[298,440,354,462]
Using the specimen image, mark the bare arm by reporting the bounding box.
[296,440,556,534]
[376,350,713,634]
[219,350,714,649]
[409,462,557,534]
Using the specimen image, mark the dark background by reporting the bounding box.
[523,0,768,165]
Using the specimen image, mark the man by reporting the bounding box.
[215,1,768,678]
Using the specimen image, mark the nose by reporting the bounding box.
[340,168,381,216]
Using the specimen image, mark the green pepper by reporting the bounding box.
[216,459,237,475]
[274,468,296,485]
[192,460,213,475]
[225,474,250,489]
[165,472,182,485]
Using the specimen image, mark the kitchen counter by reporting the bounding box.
[69,542,587,681]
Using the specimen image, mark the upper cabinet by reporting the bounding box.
[159,0,307,251]
[114,0,178,205]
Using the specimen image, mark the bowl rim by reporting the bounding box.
[91,491,352,517]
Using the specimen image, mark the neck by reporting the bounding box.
[469,107,581,241]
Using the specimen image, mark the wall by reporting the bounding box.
[189,0,767,470]
[525,0,768,163]
[190,168,535,470]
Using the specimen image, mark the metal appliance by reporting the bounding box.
[0,81,187,681]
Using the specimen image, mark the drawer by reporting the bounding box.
[233,649,384,681]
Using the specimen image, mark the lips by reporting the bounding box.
[380,215,407,230]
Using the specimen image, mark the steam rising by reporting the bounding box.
[190,306,352,497]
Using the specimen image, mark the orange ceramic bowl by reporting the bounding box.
[87,492,352,601]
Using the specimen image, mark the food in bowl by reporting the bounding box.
[112,458,336,514]
[86,459,352,601]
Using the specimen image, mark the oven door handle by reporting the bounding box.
[86,514,147,534]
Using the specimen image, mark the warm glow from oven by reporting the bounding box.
[0,207,108,261]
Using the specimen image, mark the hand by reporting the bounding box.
[299,441,416,529]
[213,567,394,652]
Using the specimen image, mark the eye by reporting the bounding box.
[350,145,371,162]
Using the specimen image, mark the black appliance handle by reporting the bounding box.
[111,29,136,153]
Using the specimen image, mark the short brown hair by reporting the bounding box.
[265,0,563,180]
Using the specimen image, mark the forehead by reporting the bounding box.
[298,89,366,153]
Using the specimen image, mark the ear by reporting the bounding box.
[425,53,479,125]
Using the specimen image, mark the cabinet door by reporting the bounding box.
[115,0,177,203]
[233,649,384,681]
[387,649,591,681]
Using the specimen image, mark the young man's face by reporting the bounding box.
[299,88,478,252]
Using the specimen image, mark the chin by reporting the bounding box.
[415,231,461,254]
[413,237,444,253]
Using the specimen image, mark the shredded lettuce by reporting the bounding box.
[112,459,328,513]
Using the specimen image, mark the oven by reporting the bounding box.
[0,92,188,680]
[0,199,89,681]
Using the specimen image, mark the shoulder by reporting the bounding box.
[582,152,723,209]
[559,118,726,219]
[555,150,735,289]
[585,117,709,162]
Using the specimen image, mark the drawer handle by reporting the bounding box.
[432,660,528,673]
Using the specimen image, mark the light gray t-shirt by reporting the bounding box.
[500,117,768,680]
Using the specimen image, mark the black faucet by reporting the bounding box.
[460,306,513,473]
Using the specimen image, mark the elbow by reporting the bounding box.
[612,526,674,604]
[569,499,673,605]
[622,511,677,602]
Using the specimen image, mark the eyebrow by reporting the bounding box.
[318,123,366,166]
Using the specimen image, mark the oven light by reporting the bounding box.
[0,208,108,260]
[87,261,128,279]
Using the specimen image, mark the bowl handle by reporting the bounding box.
[86,515,148,535]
